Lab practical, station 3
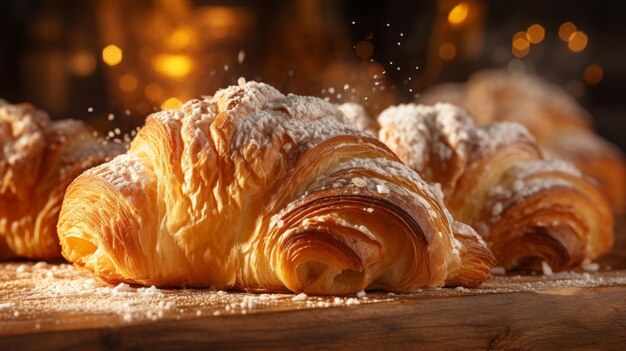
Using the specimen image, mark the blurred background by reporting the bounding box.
[0,0,624,148]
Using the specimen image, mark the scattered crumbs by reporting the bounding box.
[351,177,367,188]
[122,312,133,322]
[541,261,553,276]
[491,266,506,275]
[454,286,469,293]
[356,290,366,298]
[137,285,162,295]
[0,302,14,310]
[292,293,308,302]
[582,261,600,272]
[111,283,132,294]
[333,297,343,305]
[238,77,247,86]
[213,310,221,316]
[376,184,390,194]
[16,264,27,273]
[345,298,361,305]
[237,50,246,64]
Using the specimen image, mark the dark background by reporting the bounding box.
[1,0,624,148]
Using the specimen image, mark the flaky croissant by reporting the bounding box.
[418,69,626,213]
[58,81,495,294]
[378,103,613,272]
[0,102,123,260]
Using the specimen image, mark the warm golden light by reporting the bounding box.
[165,27,194,51]
[513,38,530,51]
[512,31,528,42]
[145,83,164,101]
[102,45,122,66]
[119,74,138,92]
[568,31,588,52]
[448,3,469,26]
[69,51,96,77]
[355,41,374,59]
[438,42,457,61]
[527,24,545,44]
[161,97,183,110]
[584,64,604,85]
[152,54,193,78]
[559,22,577,42]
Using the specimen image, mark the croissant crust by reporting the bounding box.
[0,103,123,259]
[378,103,613,272]
[58,82,495,294]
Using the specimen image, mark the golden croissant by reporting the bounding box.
[378,103,613,272]
[418,69,626,213]
[58,81,495,294]
[0,102,123,260]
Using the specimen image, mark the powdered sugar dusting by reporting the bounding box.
[337,102,378,136]
[378,103,472,178]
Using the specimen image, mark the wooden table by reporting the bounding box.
[1,221,626,350]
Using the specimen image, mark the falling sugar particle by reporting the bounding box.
[400,33,404,37]
[343,84,349,90]
[386,23,390,27]
[237,50,245,64]
[224,65,229,72]
[87,107,94,112]
[107,113,115,121]
[125,109,130,116]
[328,87,335,94]
[288,70,294,77]
[397,67,401,71]
[397,42,401,46]
[238,77,246,85]
[416,66,419,70]
[352,21,356,24]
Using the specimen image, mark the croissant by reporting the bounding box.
[57,81,495,294]
[378,103,614,272]
[0,102,123,260]
[337,102,379,137]
[418,69,626,213]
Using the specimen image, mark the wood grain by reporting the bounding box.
[2,286,626,350]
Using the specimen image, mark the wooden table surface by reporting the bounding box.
[1,220,626,350]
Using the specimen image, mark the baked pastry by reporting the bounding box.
[378,103,613,272]
[337,102,378,137]
[418,70,626,213]
[58,81,495,294]
[0,103,123,260]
